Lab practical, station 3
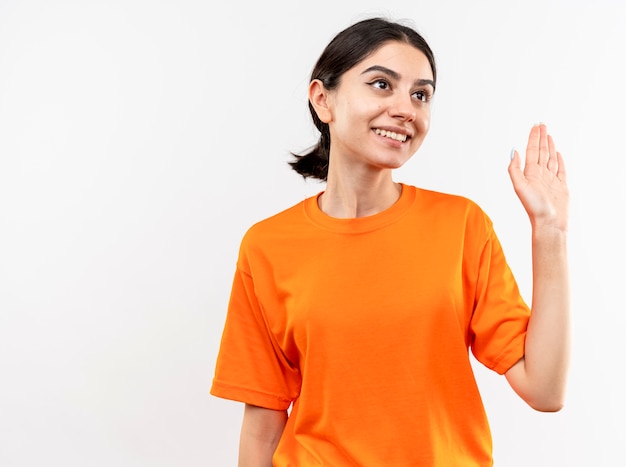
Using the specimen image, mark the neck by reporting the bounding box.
[319,169,401,219]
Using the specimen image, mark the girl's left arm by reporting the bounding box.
[504,123,571,412]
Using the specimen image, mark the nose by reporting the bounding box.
[388,94,416,122]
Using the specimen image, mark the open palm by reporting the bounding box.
[508,124,569,232]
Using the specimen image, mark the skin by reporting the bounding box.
[239,40,570,465]
[238,404,287,467]
[310,41,435,218]
[505,124,570,411]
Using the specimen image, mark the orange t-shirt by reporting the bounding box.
[211,184,530,466]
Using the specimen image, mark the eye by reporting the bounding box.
[412,89,432,103]
[369,79,390,90]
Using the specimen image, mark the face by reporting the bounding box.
[311,41,434,174]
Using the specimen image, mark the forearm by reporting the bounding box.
[527,225,570,394]
[239,404,288,467]
[507,226,570,410]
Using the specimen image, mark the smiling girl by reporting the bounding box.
[211,17,570,466]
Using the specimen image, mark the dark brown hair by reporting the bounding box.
[289,17,437,181]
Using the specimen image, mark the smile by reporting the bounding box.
[373,128,409,143]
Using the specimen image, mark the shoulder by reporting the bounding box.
[239,196,314,251]
[406,185,498,258]
[412,185,492,228]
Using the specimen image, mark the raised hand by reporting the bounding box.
[508,124,569,232]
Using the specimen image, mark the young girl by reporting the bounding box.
[211,17,570,466]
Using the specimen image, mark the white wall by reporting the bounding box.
[0,1,624,465]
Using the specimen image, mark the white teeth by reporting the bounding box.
[374,128,408,142]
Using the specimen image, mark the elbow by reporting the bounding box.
[526,394,566,413]
[507,364,569,412]
[530,401,564,413]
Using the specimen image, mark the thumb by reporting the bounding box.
[508,148,525,188]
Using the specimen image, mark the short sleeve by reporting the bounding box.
[210,264,301,410]
[469,226,530,375]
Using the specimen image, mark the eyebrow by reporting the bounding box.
[361,65,435,90]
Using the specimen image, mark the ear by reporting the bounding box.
[308,79,333,124]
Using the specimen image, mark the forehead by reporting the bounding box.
[355,41,433,80]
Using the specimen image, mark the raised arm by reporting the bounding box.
[238,404,288,467]
[504,123,570,412]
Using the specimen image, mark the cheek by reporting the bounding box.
[410,114,430,151]
[417,112,430,133]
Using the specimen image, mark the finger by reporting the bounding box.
[508,149,526,188]
[556,151,567,183]
[525,124,541,165]
[538,123,550,166]
[547,134,558,173]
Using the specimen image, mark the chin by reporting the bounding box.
[381,156,412,170]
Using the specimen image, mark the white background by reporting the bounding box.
[1,0,624,466]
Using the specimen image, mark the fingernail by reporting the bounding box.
[510,148,516,160]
